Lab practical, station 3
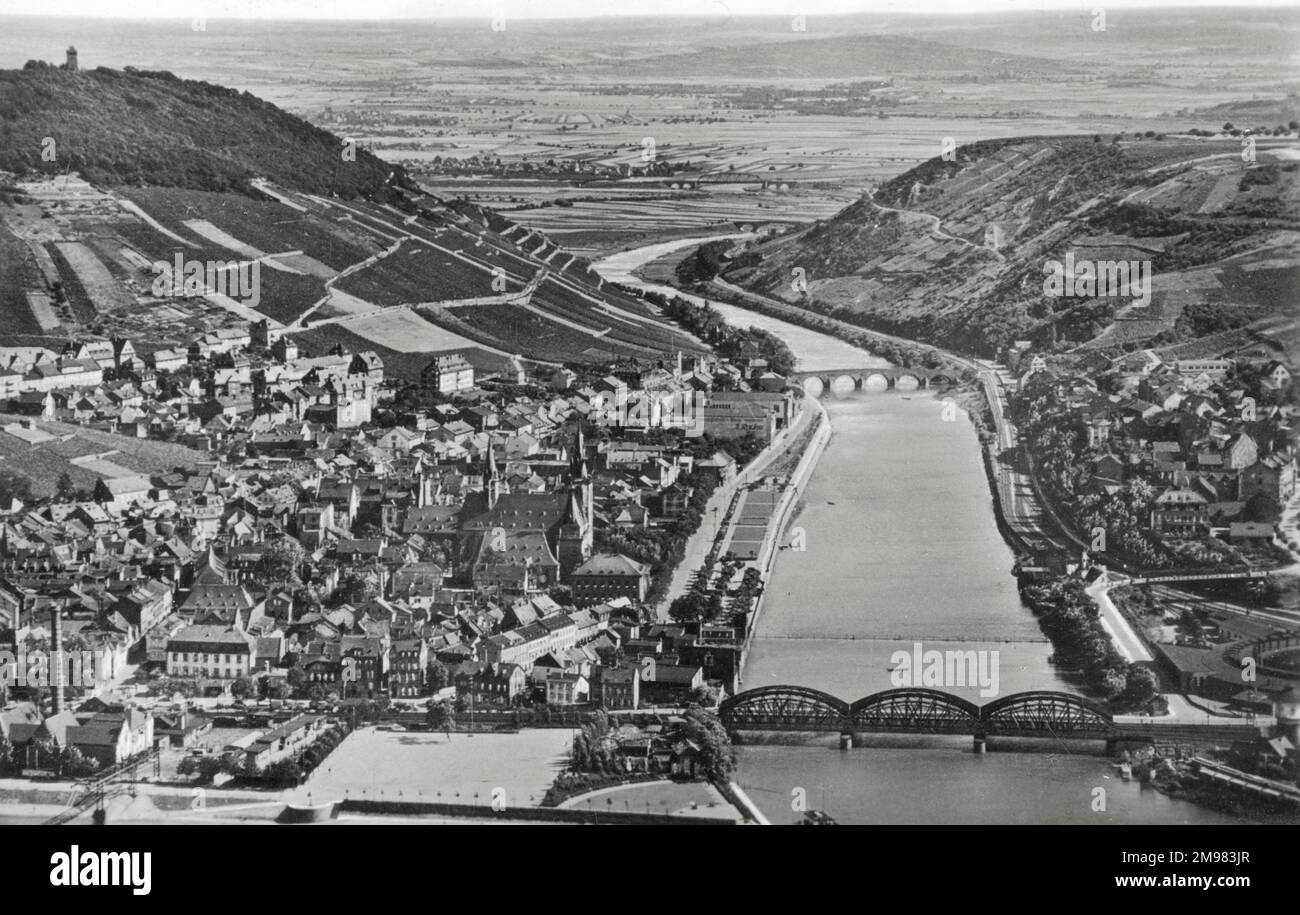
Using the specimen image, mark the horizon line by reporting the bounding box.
[2,2,1297,23]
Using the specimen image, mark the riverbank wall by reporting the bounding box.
[740,396,832,664]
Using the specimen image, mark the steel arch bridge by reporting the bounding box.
[718,685,849,732]
[719,686,1114,738]
[980,691,1113,737]
[849,688,982,734]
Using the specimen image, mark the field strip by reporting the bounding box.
[288,239,404,328]
[55,242,133,310]
[250,179,308,212]
[343,308,483,353]
[320,198,532,282]
[257,252,308,274]
[182,220,266,258]
[323,288,381,316]
[513,300,658,351]
[544,277,668,329]
[114,198,197,245]
[74,457,137,478]
[206,290,284,328]
[26,292,61,331]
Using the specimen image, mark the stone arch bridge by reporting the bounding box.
[788,367,959,394]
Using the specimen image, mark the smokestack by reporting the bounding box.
[50,608,64,714]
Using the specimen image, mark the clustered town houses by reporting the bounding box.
[0,320,788,767]
[1010,343,1297,548]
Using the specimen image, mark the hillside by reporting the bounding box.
[0,63,403,197]
[720,133,1300,362]
[0,65,708,369]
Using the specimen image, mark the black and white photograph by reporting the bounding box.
[0,0,1294,882]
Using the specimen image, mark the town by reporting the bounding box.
[0,298,808,822]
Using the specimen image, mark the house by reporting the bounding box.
[390,637,428,697]
[422,353,475,394]
[570,553,651,607]
[1240,456,1296,505]
[65,708,154,767]
[1151,487,1209,537]
[641,663,703,705]
[153,707,212,747]
[165,624,258,679]
[1227,522,1273,545]
[93,475,152,510]
[696,451,736,487]
[244,714,326,771]
[545,671,589,706]
[598,664,640,710]
[1260,361,1292,390]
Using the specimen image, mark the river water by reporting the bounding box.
[596,241,1251,825]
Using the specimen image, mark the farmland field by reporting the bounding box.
[341,308,486,354]
[0,415,208,497]
[0,227,46,335]
[121,187,377,271]
[457,302,648,363]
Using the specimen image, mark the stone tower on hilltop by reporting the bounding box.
[65,46,78,71]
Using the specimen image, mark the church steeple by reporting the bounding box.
[484,443,500,510]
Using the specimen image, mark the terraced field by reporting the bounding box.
[334,242,518,306]
[122,187,376,271]
[457,302,648,363]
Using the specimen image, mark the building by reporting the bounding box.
[641,663,703,705]
[545,671,589,706]
[701,391,792,442]
[598,664,640,709]
[244,714,326,771]
[422,353,475,394]
[66,708,154,767]
[570,553,651,607]
[390,637,428,698]
[165,624,258,679]
[1151,487,1209,537]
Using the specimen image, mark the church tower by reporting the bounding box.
[556,427,593,581]
[484,443,500,510]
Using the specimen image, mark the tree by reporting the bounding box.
[55,472,76,502]
[286,666,306,697]
[426,698,455,737]
[230,676,253,700]
[678,707,735,782]
[1123,666,1160,709]
[688,684,719,707]
[425,659,450,693]
[0,470,34,506]
[338,570,380,606]
[255,536,305,589]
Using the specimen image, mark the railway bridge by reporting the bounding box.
[718,686,1259,750]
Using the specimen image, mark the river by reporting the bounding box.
[595,239,1252,825]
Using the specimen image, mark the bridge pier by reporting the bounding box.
[839,733,853,750]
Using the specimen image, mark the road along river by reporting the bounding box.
[595,239,1251,824]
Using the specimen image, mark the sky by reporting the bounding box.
[0,0,1295,20]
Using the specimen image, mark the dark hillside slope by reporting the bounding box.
[0,63,404,197]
